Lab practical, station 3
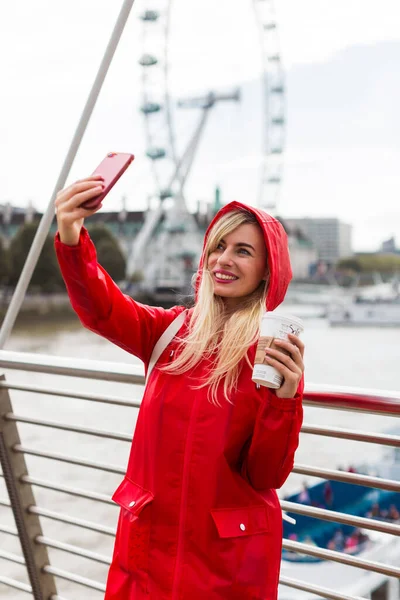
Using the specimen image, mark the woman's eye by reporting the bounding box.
[238,248,250,255]
[216,243,224,251]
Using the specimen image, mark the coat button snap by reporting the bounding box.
[240,523,246,531]
[129,501,136,507]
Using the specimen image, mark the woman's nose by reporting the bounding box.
[217,249,234,265]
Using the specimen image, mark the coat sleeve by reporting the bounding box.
[54,227,185,366]
[242,376,304,491]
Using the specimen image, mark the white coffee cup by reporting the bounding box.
[252,312,304,389]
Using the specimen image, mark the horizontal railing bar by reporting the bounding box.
[292,463,400,492]
[303,384,400,416]
[0,523,18,536]
[3,379,398,447]
[0,380,141,408]
[14,420,398,463]
[43,565,106,592]
[2,350,400,413]
[9,414,400,461]
[0,350,144,384]
[281,500,400,536]
[6,413,131,442]
[2,380,399,445]
[0,575,32,594]
[0,548,25,565]
[1,380,400,424]
[29,505,115,536]
[15,474,115,505]
[304,382,400,400]
[279,574,365,600]
[36,535,111,565]
[0,497,11,507]
[14,444,125,475]
[301,424,400,447]
[282,539,400,578]
[303,398,399,417]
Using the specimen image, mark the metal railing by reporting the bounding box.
[0,349,399,600]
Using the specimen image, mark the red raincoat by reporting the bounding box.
[55,201,304,600]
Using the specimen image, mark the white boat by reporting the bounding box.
[279,447,400,600]
[286,283,349,309]
[328,282,400,326]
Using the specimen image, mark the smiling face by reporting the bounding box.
[207,222,269,308]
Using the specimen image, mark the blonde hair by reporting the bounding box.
[162,209,269,405]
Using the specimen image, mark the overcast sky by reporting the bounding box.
[1,0,400,251]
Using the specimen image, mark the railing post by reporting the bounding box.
[388,576,399,600]
[0,375,58,598]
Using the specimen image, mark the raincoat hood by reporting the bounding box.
[198,200,292,311]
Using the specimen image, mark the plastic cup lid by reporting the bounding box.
[262,311,304,329]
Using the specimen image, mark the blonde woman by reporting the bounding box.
[55,176,305,600]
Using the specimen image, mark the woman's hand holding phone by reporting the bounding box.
[55,176,105,246]
[55,152,134,246]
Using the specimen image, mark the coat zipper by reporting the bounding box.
[171,393,200,599]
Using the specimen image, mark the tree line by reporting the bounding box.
[337,254,400,276]
[0,221,126,293]
[2,221,398,293]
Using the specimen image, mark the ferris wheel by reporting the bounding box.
[139,0,285,210]
[128,0,285,285]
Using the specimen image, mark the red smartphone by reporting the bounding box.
[81,152,135,209]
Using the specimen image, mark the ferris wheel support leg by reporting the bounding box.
[172,90,240,197]
[178,107,211,194]
[0,0,137,349]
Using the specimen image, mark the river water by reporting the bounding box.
[0,309,399,598]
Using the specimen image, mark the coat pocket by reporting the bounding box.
[210,505,270,590]
[112,476,154,577]
[211,505,269,538]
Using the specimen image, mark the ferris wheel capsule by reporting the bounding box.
[146,148,166,160]
[160,188,174,200]
[140,10,159,22]
[139,54,158,67]
[141,102,162,115]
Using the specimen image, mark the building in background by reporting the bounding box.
[277,219,317,280]
[380,236,399,254]
[284,217,352,265]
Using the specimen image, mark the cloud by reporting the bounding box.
[1,1,400,252]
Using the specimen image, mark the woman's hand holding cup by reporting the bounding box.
[264,334,305,399]
[55,175,105,246]
[252,313,305,398]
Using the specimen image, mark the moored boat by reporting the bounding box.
[328,282,400,326]
[279,449,400,599]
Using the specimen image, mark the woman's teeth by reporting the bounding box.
[215,273,237,280]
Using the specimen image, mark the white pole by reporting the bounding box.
[0,0,137,348]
